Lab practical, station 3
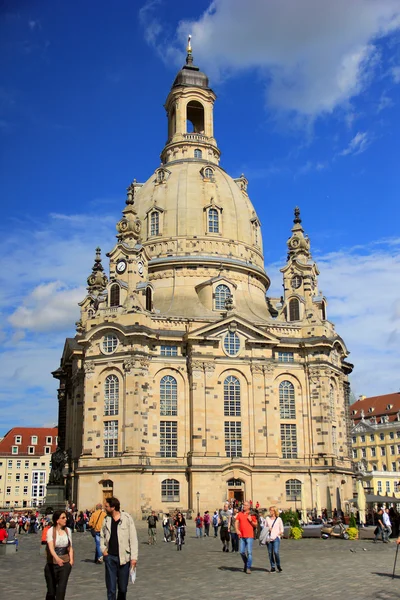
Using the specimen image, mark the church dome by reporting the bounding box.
[134,159,265,273]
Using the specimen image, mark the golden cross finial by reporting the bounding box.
[187,34,192,54]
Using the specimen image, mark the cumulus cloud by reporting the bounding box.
[141,0,400,119]
[339,131,370,155]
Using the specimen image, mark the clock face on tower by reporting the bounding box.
[116,259,127,274]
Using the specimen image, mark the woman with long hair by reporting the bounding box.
[44,510,74,599]
[265,506,284,573]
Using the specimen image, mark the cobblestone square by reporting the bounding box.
[2,523,400,600]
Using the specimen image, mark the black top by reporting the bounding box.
[108,518,120,556]
[174,517,186,528]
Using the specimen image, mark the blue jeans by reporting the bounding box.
[196,527,203,537]
[104,554,130,600]
[239,537,254,569]
[94,532,102,562]
[267,537,281,569]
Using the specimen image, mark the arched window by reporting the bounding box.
[224,375,241,416]
[156,170,165,183]
[224,332,240,356]
[146,287,153,311]
[204,167,213,179]
[87,309,94,319]
[194,148,202,159]
[110,284,120,307]
[161,479,180,501]
[150,211,159,236]
[279,381,295,419]
[289,298,300,321]
[286,479,302,501]
[105,375,119,416]
[329,384,335,419]
[186,100,204,133]
[321,301,326,321]
[160,375,177,416]
[215,284,230,310]
[208,208,219,233]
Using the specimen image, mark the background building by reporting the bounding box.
[55,44,354,518]
[351,392,400,499]
[0,427,58,509]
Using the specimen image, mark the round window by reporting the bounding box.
[223,332,240,356]
[291,275,302,289]
[102,334,118,354]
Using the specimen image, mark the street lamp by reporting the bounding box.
[196,491,200,515]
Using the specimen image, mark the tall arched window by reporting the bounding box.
[279,380,295,419]
[160,375,177,416]
[146,287,153,311]
[208,208,219,233]
[186,100,204,133]
[194,148,202,159]
[110,284,120,307]
[329,384,335,419]
[105,375,119,416]
[321,301,326,321]
[161,479,180,501]
[286,479,302,500]
[224,375,241,416]
[289,298,300,321]
[215,284,230,310]
[150,211,159,236]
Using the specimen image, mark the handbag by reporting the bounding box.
[47,527,71,564]
[90,511,102,537]
[260,518,278,545]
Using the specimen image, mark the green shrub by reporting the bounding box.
[349,514,357,529]
[281,509,300,528]
[290,526,303,540]
[347,527,358,540]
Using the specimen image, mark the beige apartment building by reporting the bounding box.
[0,427,58,509]
[54,42,354,519]
[351,393,400,499]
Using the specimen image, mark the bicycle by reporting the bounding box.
[175,526,184,551]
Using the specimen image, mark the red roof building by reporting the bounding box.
[0,427,58,457]
[351,392,400,425]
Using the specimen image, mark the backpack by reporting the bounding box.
[196,517,202,527]
[212,514,218,526]
[148,515,156,527]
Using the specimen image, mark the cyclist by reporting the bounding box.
[174,512,186,549]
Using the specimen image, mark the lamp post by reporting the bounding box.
[196,491,200,515]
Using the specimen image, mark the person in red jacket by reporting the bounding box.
[195,513,204,538]
[0,521,8,543]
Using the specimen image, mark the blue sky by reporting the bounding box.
[1,0,400,435]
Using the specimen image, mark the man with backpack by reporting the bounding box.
[212,511,219,537]
[147,510,158,545]
[195,513,204,538]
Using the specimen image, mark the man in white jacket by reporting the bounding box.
[100,497,138,600]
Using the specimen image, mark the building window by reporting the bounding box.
[215,284,230,310]
[31,436,38,445]
[46,437,52,445]
[160,376,178,416]
[361,447,366,458]
[380,433,385,441]
[146,287,153,311]
[395,481,399,492]
[110,284,120,307]
[45,446,51,454]
[288,298,300,322]
[279,381,295,420]
[104,420,118,458]
[381,447,386,456]
[24,460,29,469]
[156,169,165,183]
[208,208,219,233]
[28,447,35,455]
[286,479,302,501]
[386,481,391,494]
[150,211,159,236]
[330,385,335,419]
[194,148,202,159]
[352,448,357,459]
[383,465,387,472]
[352,436,356,443]
[223,332,240,356]
[161,479,180,502]
[281,424,298,458]
[24,473,29,482]
[105,375,119,416]
[103,334,118,354]
[16,460,21,469]
[278,352,294,363]
[391,445,396,455]
[160,345,178,356]
[12,446,18,455]
[6,487,11,496]
[377,481,382,493]
[23,486,28,495]
[15,435,22,444]
[7,460,12,468]
[371,447,376,457]
[398,445,400,454]
[397,431,400,439]
[392,462,397,472]
[360,435,366,443]
[372,464,377,471]
[370,434,375,442]
[15,474,20,482]
[15,486,20,495]
[332,426,337,454]
[224,376,241,416]
[7,473,11,482]
[160,421,178,458]
[204,167,214,179]
[390,431,395,439]
[224,421,242,458]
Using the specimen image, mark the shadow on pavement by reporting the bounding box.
[218,566,269,573]
[371,572,400,579]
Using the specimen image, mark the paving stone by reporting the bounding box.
[1,524,399,600]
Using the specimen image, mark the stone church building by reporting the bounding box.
[54,43,354,518]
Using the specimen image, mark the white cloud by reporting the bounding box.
[339,131,370,155]
[141,0,400,119]
[391,65,400,82]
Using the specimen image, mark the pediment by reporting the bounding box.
[195,275,237,293]
[187,315,279,345]
[351,421,375,434]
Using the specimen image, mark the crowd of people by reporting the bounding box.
[2,498,400,599]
